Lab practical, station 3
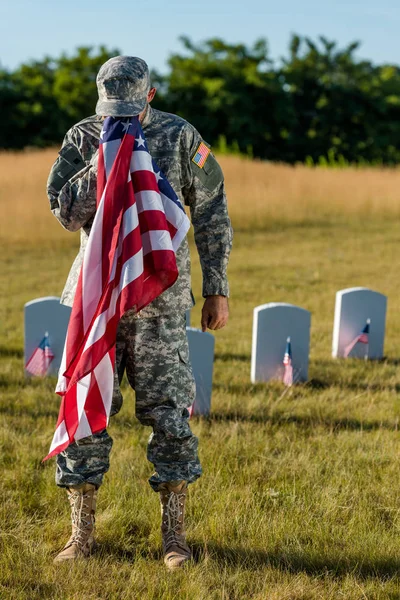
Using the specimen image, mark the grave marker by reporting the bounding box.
[24,297,71,376]
[251,303,311,384]
[332,287,387,359]
[186,327,215,416]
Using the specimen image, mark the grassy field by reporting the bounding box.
[1,150,400,599]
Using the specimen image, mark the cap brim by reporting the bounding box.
[95,96,147,117]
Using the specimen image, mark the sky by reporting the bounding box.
[1,0,399,72]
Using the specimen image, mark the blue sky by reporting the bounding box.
[1,0,399,71]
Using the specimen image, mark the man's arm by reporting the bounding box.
[47,128,98,232]
[181,125,233,331]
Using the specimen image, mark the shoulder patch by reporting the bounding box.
[190,143,224,193]
[192,142,211,168]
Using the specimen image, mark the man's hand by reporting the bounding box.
[201,295,229,332]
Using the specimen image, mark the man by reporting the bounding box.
[47,56,232,569]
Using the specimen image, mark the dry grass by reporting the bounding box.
[219,156,400,229]
[2,149,400,243]
[0,149,66,243]
[1,149,400,599]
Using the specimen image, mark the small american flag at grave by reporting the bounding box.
[282,337,294,387]
[344,319,370,358]
[25,332,55,377]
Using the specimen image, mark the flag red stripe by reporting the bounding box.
[83,373,108,432]
[132,170,160,193]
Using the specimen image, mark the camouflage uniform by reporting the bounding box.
[47,104,232,492]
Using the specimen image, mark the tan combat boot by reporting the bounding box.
[159,480,191,570]
[54,483,97,563]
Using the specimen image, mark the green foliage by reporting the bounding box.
[2,36,400,165]
[154,35,400,165]
[0,47,119,149]
[53,46,119,121]
[280,36,400,165]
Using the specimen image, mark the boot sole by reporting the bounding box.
[164,555,191,570]
[53,541,96,563]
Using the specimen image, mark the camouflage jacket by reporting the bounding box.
[47,106,233,318]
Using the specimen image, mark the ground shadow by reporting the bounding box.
[0,345,23,359]
[214,379,400,396]
[96,537,162,563]
[378,357,400,366]
[215,352,249,363]
[89,539,400,580]
[207,411,399,432]
[193,542,400,579]
[307,378,400,393]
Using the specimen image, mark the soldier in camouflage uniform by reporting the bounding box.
[47,56,232,568]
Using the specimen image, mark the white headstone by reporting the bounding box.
[24,297,71,376]
[186,327,215,416]
[251,303,311,384]
[332,287,387,359]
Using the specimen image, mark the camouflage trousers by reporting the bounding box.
[56,312,202,492]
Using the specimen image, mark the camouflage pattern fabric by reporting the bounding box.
[96,56,150,117]
[47,105,233,317]
[55,312,201,491]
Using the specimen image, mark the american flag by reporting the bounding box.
[26,332,55,377]
[192,142,210,168]
[344,319,370,358]
[45,116,190,460]
[282,337,293,387]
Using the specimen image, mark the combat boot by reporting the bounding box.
[159,480,191,570]
[54,483,97,563]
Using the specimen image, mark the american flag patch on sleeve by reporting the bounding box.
[192,142,211,168]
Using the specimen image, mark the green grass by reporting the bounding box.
[1,218,400,599]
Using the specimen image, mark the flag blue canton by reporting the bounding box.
[39,335,51,350]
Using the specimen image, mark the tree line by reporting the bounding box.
[1,36,400,165]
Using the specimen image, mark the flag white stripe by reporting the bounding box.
[83,248,144,352]
[82,196,105,332]
[142,230,174,255]
[108,204,139,284]
[94,353,114,425]
[135,190,189,251]
[56,330,69,393]
[74,376,93,441]
[49,419,69,454]
[119,247,144,292]
[103,139,121,178]
[130,150,153,173]
[135,190,164,213]
[122,204,140,240]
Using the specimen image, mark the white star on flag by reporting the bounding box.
[121,121,131,133]
[136,135,146,148]
[100,128,107,140]
[155,171,163,182]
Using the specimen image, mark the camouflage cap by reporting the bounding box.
[95,56,150,117]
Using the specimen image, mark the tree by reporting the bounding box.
[53,46,120,123]
[2,37,400,164]
[0,46,119,149]
[154,37,290,160]
[280,35,400,163]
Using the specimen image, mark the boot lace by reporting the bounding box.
[163,491,187,550]
[70,490,93,549]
